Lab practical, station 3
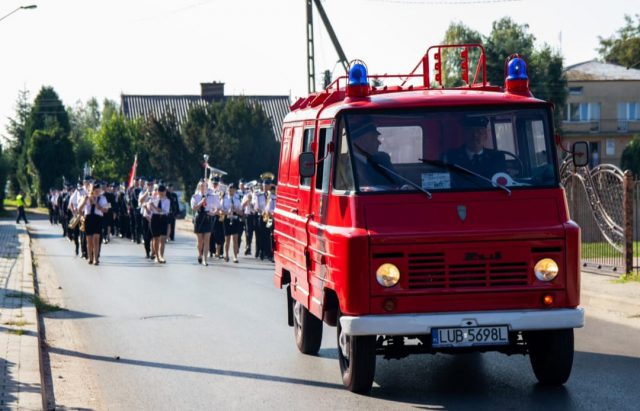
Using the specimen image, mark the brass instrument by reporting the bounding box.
[263,191,274,228]
[260,172,275,182]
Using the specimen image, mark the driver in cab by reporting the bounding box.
[444,116,506,178]
[350,123,397,188]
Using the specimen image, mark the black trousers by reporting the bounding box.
[119,213,131,238]
[245,214,257,252]
[131,211,142,244]
[70,225,80,255]
[16,206,28,224]
[256,217,273,259]
[168,215,176,241]
[81,230,88,258]
[142,218,152,257]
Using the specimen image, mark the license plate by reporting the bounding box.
[432,326,509,348]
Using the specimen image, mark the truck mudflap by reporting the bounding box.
[339,308,585,336]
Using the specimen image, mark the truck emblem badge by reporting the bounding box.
[457,205,467,221]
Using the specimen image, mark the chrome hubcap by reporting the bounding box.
[339,329,350,360]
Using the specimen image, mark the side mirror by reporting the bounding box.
[572,141,589,167]
[299,152,316,178]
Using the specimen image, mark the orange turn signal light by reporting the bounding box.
[382,299,396,312]
[542,295,554,306]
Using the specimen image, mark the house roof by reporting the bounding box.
[565,60,640,81]
[120,94,290,140]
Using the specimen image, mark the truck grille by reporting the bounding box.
[406,252,529,290]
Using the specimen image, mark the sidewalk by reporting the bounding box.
[581,270,640,322]
[0,221,42,409]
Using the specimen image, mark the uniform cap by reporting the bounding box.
[462,116,488,128]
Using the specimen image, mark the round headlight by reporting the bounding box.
[534,258,559,282]
[376,263,400,287]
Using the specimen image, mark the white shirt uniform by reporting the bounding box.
[242,191,255,215]
[68,188,87,213]
[151,197,171,215]
[81,194,108,216]
[191,192,219,214]
[221,193,242,216]
[251,191,267,213]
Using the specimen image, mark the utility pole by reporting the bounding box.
[306,0,316,94]
[306,0,350,94]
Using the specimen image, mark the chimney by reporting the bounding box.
[201,82,225,101]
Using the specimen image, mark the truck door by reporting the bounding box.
[307,125,334,318]
[291,126,315,306]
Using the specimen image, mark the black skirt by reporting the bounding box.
[151,214,168,237]
[84,214,102,235]
[194,212,212,233]
[223,215,241,236]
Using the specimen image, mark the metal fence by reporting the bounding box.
[634,180,640,273]
[564,174,624,275]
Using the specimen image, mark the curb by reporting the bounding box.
[23,226,51,410]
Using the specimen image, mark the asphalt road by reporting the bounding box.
[29,219,640,410]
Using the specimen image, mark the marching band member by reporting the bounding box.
[150,185,170,263]
[67,182,84,256]
[265,185,277,262]
[139,180,155,259]
[251,174,272,260]
[78,182,109,265]
[191,181,216,265]
[209,176,225,259]
[241,181,257,256]
[222,183,243,263]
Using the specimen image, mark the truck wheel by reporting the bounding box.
[337,316,376,393]
[526,329,574,385]
[293,301,323,355]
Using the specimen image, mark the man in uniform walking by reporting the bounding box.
[15,191,28,224]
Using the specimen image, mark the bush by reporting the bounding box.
[620,136,640,178]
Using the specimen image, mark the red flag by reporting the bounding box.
[127,155,138,188]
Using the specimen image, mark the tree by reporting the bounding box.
[27,86,70,137]
[140,110,184,183]
[3,88,31,196]
[620,136,640,177]
[484,17,535,88]
[441,19,567,130]
[598,14,640,69]
[26,87,72,204]
[27,127,75,204]
[214,98,280,183]
[441,22,483,87]
[0,144,8,211]
[91,113,141,182]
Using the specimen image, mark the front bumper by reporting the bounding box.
[340,308,585,336]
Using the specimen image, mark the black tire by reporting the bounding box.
[337,315,376,393]
[293,301,323,355]
[526,329,574,385]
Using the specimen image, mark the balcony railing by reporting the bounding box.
[562,119,640,134]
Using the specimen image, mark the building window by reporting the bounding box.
[566,102,600,122]
[568,86,583,95]
[617,102,640,131]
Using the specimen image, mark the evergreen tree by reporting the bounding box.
[598,14,640,69]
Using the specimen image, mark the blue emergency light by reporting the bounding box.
[507,57,528,81]
[348,62,368,86]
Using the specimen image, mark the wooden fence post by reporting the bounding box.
[623,170,634,275]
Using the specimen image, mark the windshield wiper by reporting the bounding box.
[353,144,432,199]
[419,158,511,196]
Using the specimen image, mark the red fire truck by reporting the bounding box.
[273,44,587,393]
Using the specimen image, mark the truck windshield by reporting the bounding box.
[335,108,558,193]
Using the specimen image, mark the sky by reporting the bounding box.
[0,0,636,141]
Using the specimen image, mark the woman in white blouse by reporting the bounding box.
[78,183,109,265]
[150,185,171,263]
[191,181,217,266]
[222,183,243,263]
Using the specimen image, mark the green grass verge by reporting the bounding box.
[581,242,640,259]
[613,272,640,284]
[3,292,65,313]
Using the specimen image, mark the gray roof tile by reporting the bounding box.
[121,94,290,140]
[565,60,640,81]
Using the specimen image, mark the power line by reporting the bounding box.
[363,0,523,5]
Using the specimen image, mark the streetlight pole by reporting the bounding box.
[0,5,37,23]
